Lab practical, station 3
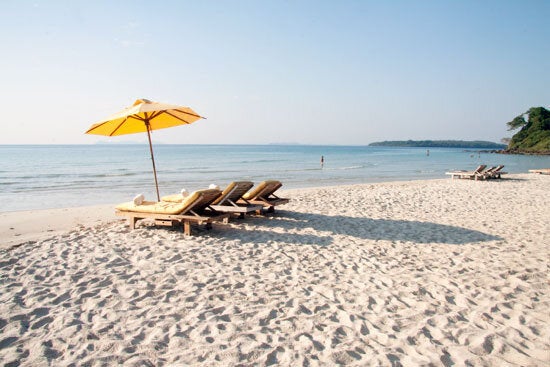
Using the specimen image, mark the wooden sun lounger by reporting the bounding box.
[115,189,230,235]
[209,181,263,218]
[483,165,507,179]
[445,165,488,180]
[162,181,263,218]
[239,180,290,213]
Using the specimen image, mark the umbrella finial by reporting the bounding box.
[134,98,152,106]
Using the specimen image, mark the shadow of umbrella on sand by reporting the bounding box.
[85,99,205,201]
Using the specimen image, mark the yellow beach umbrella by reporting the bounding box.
[85,98,205,201]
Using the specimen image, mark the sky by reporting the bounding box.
[1,0,549,145]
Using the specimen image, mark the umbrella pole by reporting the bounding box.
[145,121,161,201]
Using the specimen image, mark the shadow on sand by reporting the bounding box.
[242,210,502,246]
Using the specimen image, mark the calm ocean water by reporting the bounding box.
[1,144,549,212]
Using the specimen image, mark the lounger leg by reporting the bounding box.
[183,221,191,236]
[129,216,137,229]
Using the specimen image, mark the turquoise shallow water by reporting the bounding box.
[1,144,549,212]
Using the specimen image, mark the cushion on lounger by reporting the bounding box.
[161,193,184,203]
[161,188,215,204]
[180,189,221,213]
[242,180,281,200]
[211,181,237,204]
[117,190,203,214]
[117,189,221,215]
[212,181,254,205]
[115,200,188,214]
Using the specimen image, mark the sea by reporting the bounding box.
[1,144,549,212]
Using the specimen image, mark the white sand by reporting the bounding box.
[0,205,116,250]
[0,174,548,366]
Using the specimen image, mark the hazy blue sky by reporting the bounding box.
[1,0,549,145]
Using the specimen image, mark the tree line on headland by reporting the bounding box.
[369,140,506,149]
[369,106,549,155]
[504,106,550,154]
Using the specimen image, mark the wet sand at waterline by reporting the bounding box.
[1,174,548,366]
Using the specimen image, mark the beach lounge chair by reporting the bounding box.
[484,165,507,179]
[115,189,230,235]
[445,165,487,180]
[210,181,264,217]
[162,181,263,218]
[477,166,497,179]
[239,180,290,213]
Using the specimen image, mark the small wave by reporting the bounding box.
[193,169,244,174]
[16,174,65,179]
[0,181,21,185]
[271,165,367,173]
[290,167,323,172]
[239,159,285,164]
[89,172,138,178]
[323,165,368,171]
[337,165,365,170]
[417,169,437,173]
[179,166,210,171]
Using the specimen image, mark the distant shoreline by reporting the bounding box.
[369,140,506,149]
[495,149,550,156]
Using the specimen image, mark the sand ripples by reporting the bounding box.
[1,175,549,366]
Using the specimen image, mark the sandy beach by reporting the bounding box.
[1,174,548,366]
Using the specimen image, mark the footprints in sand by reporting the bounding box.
[1,176,549,366]
[1,229,547,366]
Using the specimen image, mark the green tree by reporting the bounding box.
[506,107,550,153]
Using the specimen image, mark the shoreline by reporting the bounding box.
[0,204,117,250]
[0,174,545,250]
[0,177,466,250]
[0,177,447,250]
[1,173,548,365]
[4,144,550,213]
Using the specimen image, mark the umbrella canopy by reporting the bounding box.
[85,98,205,200]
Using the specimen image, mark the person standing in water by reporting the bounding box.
[321,155,324,168]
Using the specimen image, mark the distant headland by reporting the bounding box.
[369,140,506,149]
[504,107,550,155]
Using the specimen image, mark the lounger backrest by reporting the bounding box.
[494,165,504,172]
[474,165,487,173]
[181,188,222,214]
[242,180,282,200]
[474,164,487,173]
[212,181,254,205]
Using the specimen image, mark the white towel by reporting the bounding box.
[209,183,220,190]
[133,193,144,205]
[180,188,189,197]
